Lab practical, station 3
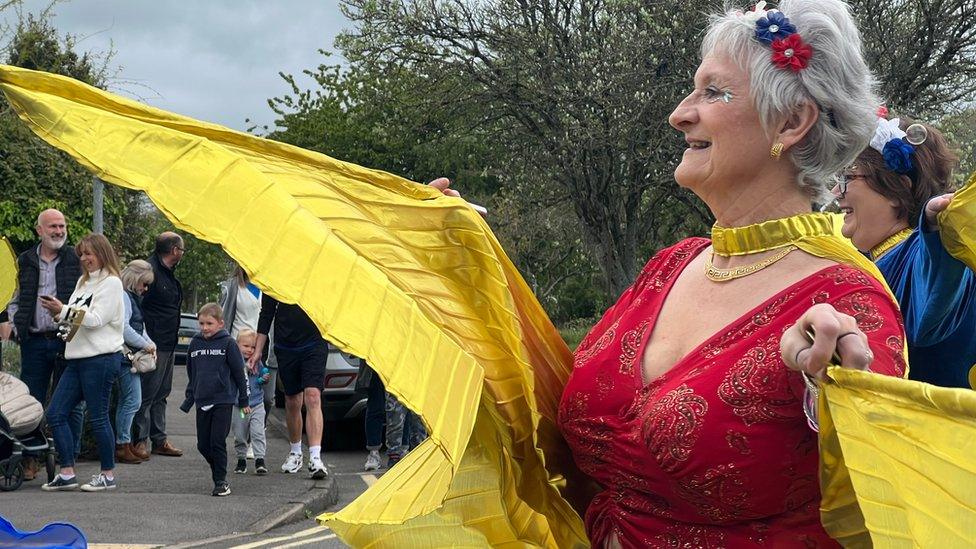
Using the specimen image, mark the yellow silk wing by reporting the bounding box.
[0,237,15,307]
[0,64,588,548]
[819,367,976,548]
[939,171,976,274]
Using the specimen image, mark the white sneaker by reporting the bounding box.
[364,450,381,471]
[281,452,303,473]
[309,456,328,480]
[246,444,255,460]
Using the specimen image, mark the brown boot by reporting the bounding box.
[129,443,149,462]
[116,443,141,464]
[152,439,184,457]
[131,440,150,461]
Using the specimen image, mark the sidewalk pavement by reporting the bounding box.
[0,363,339,547]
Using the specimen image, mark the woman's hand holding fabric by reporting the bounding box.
[427,177,460,197]
[924,193,954,231]
[780,303,873,380]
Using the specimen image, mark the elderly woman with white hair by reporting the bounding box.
[114,259,156,464]
[542,0,911,545]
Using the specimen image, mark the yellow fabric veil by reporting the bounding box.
[939,171,976,273]
[0,237,16,307]
[3,64,976,548]
[0,64,587,547]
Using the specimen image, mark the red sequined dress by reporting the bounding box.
[558,238,906,548]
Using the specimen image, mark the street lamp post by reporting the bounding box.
[93,176,104,234]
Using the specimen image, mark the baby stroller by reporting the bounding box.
[0,411,56,491]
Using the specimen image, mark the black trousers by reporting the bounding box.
[195,404,232,484]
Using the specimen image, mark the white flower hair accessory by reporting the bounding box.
[738,1,773,23]
[869,117,907,153]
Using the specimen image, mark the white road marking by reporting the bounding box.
[227,526,329,549]
[360,473,378,487]
[89,545,159,549]
[268,533,337,548]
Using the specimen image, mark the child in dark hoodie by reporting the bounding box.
[179,303,250,496]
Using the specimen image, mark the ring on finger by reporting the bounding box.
[794,346,811,365]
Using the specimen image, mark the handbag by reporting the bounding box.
[125,346,157,374]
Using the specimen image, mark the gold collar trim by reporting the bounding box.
[711,213,838,257]
[870,228,913,262]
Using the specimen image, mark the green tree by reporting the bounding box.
[853,0,976,118]
[334,0,718,298]
[0,8,128,252]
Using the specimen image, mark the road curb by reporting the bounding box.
[249,475,339,534]
[251,408,341,533]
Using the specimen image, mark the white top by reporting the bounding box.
[231,286,260,338]
[58,270,125,360]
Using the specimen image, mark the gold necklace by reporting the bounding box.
[870,228,913,262]
[704,245,798,282]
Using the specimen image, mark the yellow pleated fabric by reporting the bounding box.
[939,171,976,273]
[0,237,15,306]
[819,366,976,548]
[5,64,976,548]
[0,64,588,548]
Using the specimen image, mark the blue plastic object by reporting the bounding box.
[0,514,87,549]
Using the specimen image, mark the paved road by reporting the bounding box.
[1,363,375,548]
[187,468,378,549]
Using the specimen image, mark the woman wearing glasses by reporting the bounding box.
[832,118,976,388]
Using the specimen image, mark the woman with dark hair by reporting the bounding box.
[833,118,976,388]
[38,233,125,492]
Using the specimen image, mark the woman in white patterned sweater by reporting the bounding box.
[39,233,125,493]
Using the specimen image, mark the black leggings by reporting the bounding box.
[195,404,232,484]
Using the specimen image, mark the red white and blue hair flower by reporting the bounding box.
[740,1,813,73]
[870,114,915,175]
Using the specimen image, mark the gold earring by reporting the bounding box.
[770,142,785,159]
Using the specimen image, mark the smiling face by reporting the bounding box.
[198,314,224,339]
[831,165,906,251]
[668,54,772,197]
[77,244,103,273]
[36,209,67,252]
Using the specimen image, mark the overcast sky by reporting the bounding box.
[2,0,348,131]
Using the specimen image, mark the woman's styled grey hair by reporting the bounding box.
[120,259,154,293]
[702,0,879,201]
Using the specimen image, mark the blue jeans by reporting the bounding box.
[20,333,85,456]
[115,362,141,444]
[48,352,121,470]
[364,371,385,450]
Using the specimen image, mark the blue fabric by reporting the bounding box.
[0,515,86,549]
[244,362,266,408]
[876,214,976,388]
[47,353,121,469]
[115,361,142,444]
[246,282,260,299]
